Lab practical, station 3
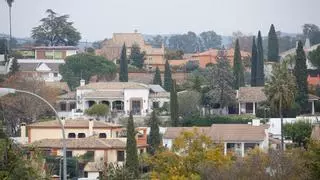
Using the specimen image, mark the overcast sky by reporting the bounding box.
[0,0,319,41]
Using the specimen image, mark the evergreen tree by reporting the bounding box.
[125,112,139,178]
[119,43,128,82]
[9,58,19,76]
[267,24,279,62]
[193,75,202,92]
[148,110,161,155]
[153,66,162,86]
[170,79,179,127]
[164,60,172,91]
[130,43,146,69]
[250,37,258,86]
[233,39,245,89]
[256,31,265,86]
[294,41,308,111]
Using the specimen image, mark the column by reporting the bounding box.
[110,101,113,111]
[224,142,227,156]
[312,101,315,115]
[241,142,245,157]
[253,102,256,115]
[238,102,241,115]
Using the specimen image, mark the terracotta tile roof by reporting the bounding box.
[77,82,149,90]
[238,87,267,102]
[163,124,268,142]
[112,33,145,47]
[163,127,210,139]
[308,75,320,86]
[199,49,219,56]
[309,94,320,100]
[83,91,124,98]
[31,136,126,149]
[311,124,320,140]
[33,46,78,50]
[28,119,122,128]
[207,124,268,142]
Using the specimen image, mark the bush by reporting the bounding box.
[182,114,257,127]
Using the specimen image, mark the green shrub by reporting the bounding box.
[182,114,257,127]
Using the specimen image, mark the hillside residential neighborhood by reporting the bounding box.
[1,1,320,180]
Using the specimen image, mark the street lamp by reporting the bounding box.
[0,88,67,180]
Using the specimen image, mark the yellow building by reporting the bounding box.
[97,32,165,71]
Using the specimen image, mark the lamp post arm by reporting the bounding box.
[14,89,67,180]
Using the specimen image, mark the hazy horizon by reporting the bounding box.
[1,0,319,41]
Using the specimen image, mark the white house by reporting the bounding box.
[57,81,170,118]
[17,59,64,82]
[162,119,269,157]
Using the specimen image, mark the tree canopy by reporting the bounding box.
[85,104,109,117]
[309,46,320,68]
[148,110,161,155]
[163,60,172,91]
[251,37,258,86]
[267,24,279,62]
[256,31,265,86]
[153,66,162,86]
[31,9,81,46]
[125,113,139,178]
[233,39,244,89]
[119,44,128,82]
[59,53,117,90]
[130,43,146,69]
[170,79,179,127]
[303,24,320,45]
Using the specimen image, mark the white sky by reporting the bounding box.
[0,0,319,41]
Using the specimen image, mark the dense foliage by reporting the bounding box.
[309,46,320,68]
[250,37,258,86]
[256,31,265,86]
[164,60,172,91]
[148,111,161,155]
[59,53,117,90]
[31,9,81,46]
[284,121,312,147]
[153,66,162,86]
[85,104,109,117]
[130,43,146,69]
[170,80,179,127]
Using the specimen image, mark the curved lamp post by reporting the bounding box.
[0,88,67,180]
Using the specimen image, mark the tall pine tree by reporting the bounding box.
[294,41,308,111]
[256,31,265,86]
[119,43,128,82]
[250,37,258,86]
[148,110,161,155]
[9,58,19,76]
[125,112,139,178]
[233,39,244,89]
[170,79,179,127]
[153,66,162,86]
[164,59,172,91]
[130,43,146,69]
[267,24,279,62]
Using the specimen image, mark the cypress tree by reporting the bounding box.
[170,79,179,127]
[164,59,172,91]
[294,41,308,111]
[193,75,202,92]
[125,112,139,178]
[256,31,265,86]
[233,39,245,89]
[153,66,162,86]
[267,24,279,62]
[148,110,161,155]
[9,57,19,76]
[119,43,128,82]
[250,37,258,86]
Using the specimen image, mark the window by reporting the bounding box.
[53,73,58,77]
[69,102,76,110]
[54,51,63,59]
[153,102,159,109]
[44,51,54,58]
[84,171,88,178]
[66,151,73,157]
[140,149,144,154]
[60,102,67,111]
[68,133,76,138]
[117,151,125,162]
[78,133,86,138]
[99,133,107,138]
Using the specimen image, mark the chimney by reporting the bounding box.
[20,123,26,139]
[89,119,93,136]
[80,79,85,86]
[252,119,260,126]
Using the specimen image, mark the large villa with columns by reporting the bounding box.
[57,80,170,119]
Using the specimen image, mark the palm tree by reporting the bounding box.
[264,61,296,150]
[5,0,14,51]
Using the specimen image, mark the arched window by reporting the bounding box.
[99,133,107,138]
[68,133,76,138]
[78,133,86,138]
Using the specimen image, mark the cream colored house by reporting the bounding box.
[23,119,148,179]
[97,32,165,71]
